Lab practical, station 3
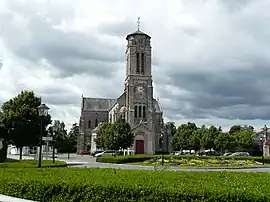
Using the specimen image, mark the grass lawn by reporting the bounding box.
[0,168,270,201]
[0,159,67,168]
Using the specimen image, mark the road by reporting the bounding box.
[7,154,270,172]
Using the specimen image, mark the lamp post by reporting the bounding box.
[160,132,164,166]
[51,125,57,163]
[261,125,268,165]
[37,103,50,168]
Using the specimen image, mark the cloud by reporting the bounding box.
[1,0,270,131]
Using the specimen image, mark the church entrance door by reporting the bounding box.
[136,140,144,154]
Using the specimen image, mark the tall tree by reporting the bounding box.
[47,120,67,153]
[204,125,220,151]
[0,91,51,160]
[65,123,79,158]
[112,119,134,150]
[170,122,198,151]
[95,119,134,152]
[214,132,234,153]
[95,122,113,150]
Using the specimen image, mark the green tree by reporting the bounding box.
[170,122,198,152]
[65,123,79,158]
[0,91,51,160]
[229,125,242,135]
[0,119,9,162]
[95,119,134,152]
[95,122,113,150]
[214,132,234,153]
[112,119,134,150]
[233,129,254,152]
[47,120,67,153]
[204,125,220,151]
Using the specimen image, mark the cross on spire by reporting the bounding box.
[137,17,140,31]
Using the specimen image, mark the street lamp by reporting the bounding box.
[52,126,56,164]
[37,103,49,168]
[261,125,268,165]
[160,133,164,166]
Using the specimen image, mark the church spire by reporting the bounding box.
[137,17,140,31]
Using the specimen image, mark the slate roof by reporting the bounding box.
[153,99,161,113]
[82,97,117,111]
[126,30,151,40]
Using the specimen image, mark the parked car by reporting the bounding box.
[223,152,232,156]
[91,150,103,156]
[80,151,89,155]
[229,152,250,156]
[94,150,116,157]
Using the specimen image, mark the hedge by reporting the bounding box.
[0,160,67,168]
[96,154,270,164]
[0,168,270,201]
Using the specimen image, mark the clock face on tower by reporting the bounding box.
[136,85,144,93]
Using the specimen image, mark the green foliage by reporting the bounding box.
[95,119,134,151]
[97,154,270,164]
[0,90,52,148]
[0,168,270,201]
[171,123,256,153]
[47,121,79,154]
[96,154,156,164]
[0,160,67,168]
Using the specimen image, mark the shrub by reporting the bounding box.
[0,168,270,201]
[96,154,157,164]
[97,154,270,164]
[0,160,67,168]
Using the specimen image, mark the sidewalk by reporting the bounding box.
[6,154,89,166]
[0,194,35,202]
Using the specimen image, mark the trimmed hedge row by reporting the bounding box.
[0,168,270,201]
[96,154,270,164]
[0,160,67,168]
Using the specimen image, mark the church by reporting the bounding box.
[77,21,169,154]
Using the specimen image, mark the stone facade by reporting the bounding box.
[77,28,166,154]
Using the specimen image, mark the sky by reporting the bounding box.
[0,0,270,132]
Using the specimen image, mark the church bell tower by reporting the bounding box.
[125,18,154,126]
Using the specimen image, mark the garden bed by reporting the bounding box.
[140,158,264,167]
[96,154,270,165]
[0,168,270,201]
[0,160,67,168]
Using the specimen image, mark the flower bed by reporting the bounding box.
[97,154,270,165]
[1,168,270,201]
[142,158,261,167]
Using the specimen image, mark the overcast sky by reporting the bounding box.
[0,0,270,132]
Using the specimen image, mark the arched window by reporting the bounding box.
[88,120,91,128]
[95,118,98,127]
[142,106,146,118]
[141,53,145,74]
[136,53,140,73]
[134,105,138,118]
[138,106,142,117]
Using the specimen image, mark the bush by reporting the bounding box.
[96,154,270,164]
[0,160,67,168]
[96,154,157,164]
[0,168,270,201]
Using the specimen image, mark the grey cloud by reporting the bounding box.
[97,20,134,37]
[0,12,124,78]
